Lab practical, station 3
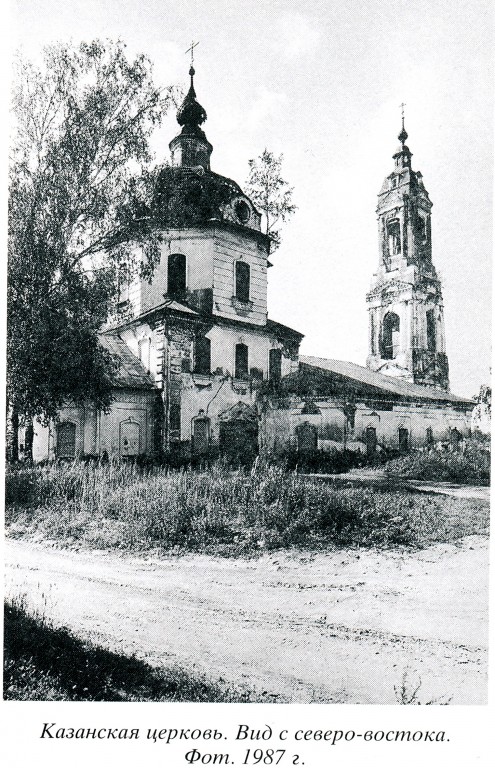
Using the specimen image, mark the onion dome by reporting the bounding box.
[176,66,207,132]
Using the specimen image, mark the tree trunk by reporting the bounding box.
[6,407,19,463]
[25,420,34,463]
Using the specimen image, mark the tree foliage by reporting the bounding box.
[245,149,296,253]
[8,40,174,425]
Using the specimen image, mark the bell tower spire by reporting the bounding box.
[366,116,450,390]
[169,45,213,170]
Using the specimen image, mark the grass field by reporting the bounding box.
[6,461,489,554]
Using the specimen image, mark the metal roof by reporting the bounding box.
[300,356,473,405]
[99,334,156,390]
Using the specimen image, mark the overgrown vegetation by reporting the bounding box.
[4,598,274,702]
[6,462,489,554]
[381,436,490,485]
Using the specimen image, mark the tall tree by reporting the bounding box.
[8,40,174,457]
[245,149,296,253]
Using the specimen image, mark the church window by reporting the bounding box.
[235,261,250,302]
[269,348,282,381]
[387,220,401,255]
[194,335,211,375]
[426,309,436,352]
[426,427,434,445]
[382,312,400,359]
[168,253,186,298]
[235,343,249,379]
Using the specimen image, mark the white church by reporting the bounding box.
[32,65,473,462]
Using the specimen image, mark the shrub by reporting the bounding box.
[381,436,490,484]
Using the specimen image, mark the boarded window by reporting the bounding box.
[168,253,186,298]
[169,403,181,433]
[269,348,282,381]
[235,261,250,302]
[56,422,76,459]
[194,335,211,374]
[426,309,436,352]
[235,343,248,379]
[382,312,400,359]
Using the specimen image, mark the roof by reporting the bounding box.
[299,356,473,405]
[99,334,156,390]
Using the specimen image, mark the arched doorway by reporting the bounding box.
[192,415,210,456]
[296,422,318,454]
[119,420,140,458]
[365,426,377,456]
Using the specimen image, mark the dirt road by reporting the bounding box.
[5,536,488,704]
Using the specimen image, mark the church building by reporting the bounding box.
[31,68,473,462]
[32,64,303,462]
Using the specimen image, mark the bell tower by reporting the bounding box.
[366,117,449,390]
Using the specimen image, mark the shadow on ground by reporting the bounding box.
[4,602,278,702]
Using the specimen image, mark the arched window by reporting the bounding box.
[56,422,76,459]
[426,427,434,446]
[194,335,211,375]
[426,309,436,352]
[235,261,250,302]
[382,312,400,359]
[168,253,186,298]
[269,348,282,381]
[235,343,248,379]
[387,220,401,255]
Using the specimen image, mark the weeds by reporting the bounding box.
[5,461,489,554]
[394,669,452,705]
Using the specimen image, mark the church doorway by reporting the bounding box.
[192,416,210,456]
[56,422,76,459]
[398,427,409,452]
[219,420,258,465]
[296,422,318,454]
[119,420,140,458]
[365,426,377,456]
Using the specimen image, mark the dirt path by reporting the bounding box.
[5,536,488,704]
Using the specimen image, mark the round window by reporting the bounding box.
[235,199,250,224]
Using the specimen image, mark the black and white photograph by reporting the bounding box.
[2,0,493,765]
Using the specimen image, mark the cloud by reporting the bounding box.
[272,12,321,58]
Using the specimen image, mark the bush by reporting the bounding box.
[381,436,490,484]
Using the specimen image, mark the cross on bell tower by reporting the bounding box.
[169,41,213,170]
[365,118,450,390]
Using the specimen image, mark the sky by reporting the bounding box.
[9,0,493,397]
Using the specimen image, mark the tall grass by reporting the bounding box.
[6,461,489,553]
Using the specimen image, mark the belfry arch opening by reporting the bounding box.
[382,312,400,359]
